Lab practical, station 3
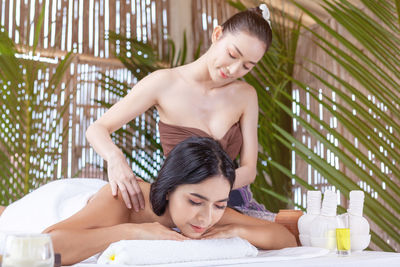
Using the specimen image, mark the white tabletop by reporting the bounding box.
[218,251,400,267]
[72,249,400,267]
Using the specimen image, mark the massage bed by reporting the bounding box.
[71,247,400,267]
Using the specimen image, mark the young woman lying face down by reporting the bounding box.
[1,137,296,265]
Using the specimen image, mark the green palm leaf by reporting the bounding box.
[262,0,400,251]
[0,7,73,204]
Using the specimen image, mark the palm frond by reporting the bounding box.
[0,7,73,204]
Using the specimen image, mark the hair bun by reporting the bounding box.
[259,4,271,27]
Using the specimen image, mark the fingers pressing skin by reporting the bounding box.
[117,178,145,211]
[106,153,145,211]
[110,181,118,196]
[131,179,145,210]
[117,182,134,210]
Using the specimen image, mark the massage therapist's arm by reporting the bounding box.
[42,184,184,265]
[212,208,297,249]
[85,70,170,210]
[234,83,258,189]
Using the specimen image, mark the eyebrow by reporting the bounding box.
[190,193,229,202]
[233,45,257,65]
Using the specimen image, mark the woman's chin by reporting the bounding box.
[181,230,205,239]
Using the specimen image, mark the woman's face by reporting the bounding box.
[207,27,266,82]
[167,176,231,238]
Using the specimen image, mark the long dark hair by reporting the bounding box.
[221,6,272,51]
[150,136,235,216]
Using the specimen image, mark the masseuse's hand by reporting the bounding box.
[107,152,145,211]
[133,222,189,241]
[201,224,241,240]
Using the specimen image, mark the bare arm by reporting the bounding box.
[43,184,185,265]
[86,70,170,210]
[234,85,259,189]
[204,208,297,250]
[86,70,166,160]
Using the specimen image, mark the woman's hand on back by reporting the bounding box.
[107,152,145,211]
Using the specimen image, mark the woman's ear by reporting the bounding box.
[211,25,223,43]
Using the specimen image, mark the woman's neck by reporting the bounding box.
[177,53,232,90]
[135,182,175,228]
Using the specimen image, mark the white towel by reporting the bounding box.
[97,237,258,265]
[0,178,107,256]
[0,178,106,234]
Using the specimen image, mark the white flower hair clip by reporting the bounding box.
[259,3,271,27]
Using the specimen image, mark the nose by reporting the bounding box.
[197,206,213,227]
[227,61,241,76]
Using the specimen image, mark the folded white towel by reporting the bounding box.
[97,237,258,265]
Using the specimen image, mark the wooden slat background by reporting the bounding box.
[0,0,235,183]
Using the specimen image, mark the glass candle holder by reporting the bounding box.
[2,233,54,267]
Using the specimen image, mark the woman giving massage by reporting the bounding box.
[85,4,274,215]
[0,137,296,265]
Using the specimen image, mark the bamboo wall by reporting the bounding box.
[0,0,235,187]
[0,0,171,185]
[192,0,236,56]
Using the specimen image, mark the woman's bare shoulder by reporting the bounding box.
[139,68,179,95]
[148,68,178,82]
[229,80,257,97]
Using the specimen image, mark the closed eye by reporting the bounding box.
[189,199,202,206]
[215,204,226,210]
[243,65,250,70]
[228,52,236,59]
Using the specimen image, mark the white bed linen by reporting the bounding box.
[71,249,400,267]
[0,178,107,234]
[0,178,107,256]
[72,246,329,266]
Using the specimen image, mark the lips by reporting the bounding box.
[219,69,228,79]
[190,224,206,233]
